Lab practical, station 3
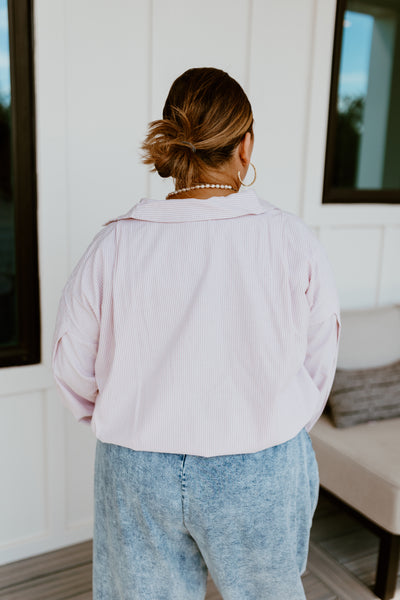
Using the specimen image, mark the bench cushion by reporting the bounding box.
[310,414,400,534]
[337,305,400,370]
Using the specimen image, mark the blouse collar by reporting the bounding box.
[106,189,273,224]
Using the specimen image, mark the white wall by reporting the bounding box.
[0,0,399,564]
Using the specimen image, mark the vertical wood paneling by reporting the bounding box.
[249,0,315,215]
[150,0,251,199]
[0,393,46,549]
[65,0,150,266]
[151,0,250,113]
[44,388,67,545]
[65,413,96,530]
[34,0,69,367]
[302,0,337,226]
[379,227,400,305]
[319,228,382,309]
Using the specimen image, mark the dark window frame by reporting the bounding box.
[0,0,40,367]
[323,0,400,204]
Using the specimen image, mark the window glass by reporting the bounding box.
[0,0,40,367]
[332,0,400,191]
[0,0,17,347]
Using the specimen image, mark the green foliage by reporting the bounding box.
[333,95,365,188]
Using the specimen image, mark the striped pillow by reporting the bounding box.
[327,360,400,428]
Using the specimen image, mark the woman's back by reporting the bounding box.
[53,188,339,456]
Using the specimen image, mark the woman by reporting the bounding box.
[53,67,341,600]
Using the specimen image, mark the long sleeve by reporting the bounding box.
[52,293,99,424]
[52,226,114,424]
[303,233,342,431]
[304,314,341,431]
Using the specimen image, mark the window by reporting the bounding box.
[323,0,400,203]
[0,0,40,367]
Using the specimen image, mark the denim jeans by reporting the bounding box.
[93,428,319,599]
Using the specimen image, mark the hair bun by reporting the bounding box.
[145,121,198,179]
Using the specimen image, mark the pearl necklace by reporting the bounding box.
[166,183,235,199]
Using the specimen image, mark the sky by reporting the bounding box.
[339,10,374,100]
[0,0,10,106]
[0,3,375,108]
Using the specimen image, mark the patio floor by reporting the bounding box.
[0,492,399,599]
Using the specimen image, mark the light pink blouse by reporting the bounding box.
[52,189,341,457]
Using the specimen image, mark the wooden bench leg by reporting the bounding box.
[374,533,400,600]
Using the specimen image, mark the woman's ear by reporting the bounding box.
[238,132,254,166]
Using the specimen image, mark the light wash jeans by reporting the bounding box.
[93,428,319,600]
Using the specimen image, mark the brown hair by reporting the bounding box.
[141,68,253,188]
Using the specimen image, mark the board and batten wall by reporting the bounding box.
[1,0,399,565]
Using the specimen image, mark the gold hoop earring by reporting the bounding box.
[238,162,256,187]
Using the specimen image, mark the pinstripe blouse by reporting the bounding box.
[52,189,341,457]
